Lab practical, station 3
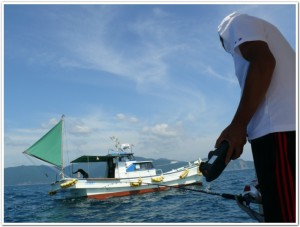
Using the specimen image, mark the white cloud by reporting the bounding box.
[70,125,92,135]
[129,117,139,123]
[116,113,139,124]
[204,65,238,85]
[41,117,59,129]
[142,123,179,137]
[4,107,254,168]
[116,113,126,121]
[51,6,173,90]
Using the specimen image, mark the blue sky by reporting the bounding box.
[3,3,297,167]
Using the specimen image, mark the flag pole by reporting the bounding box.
[61,114,65,179]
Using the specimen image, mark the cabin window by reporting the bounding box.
[119,155,134,162]
[126,162,154,172]
[135,162,154,170]
[119,157,127,162]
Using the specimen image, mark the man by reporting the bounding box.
[216,12,295,222]
[73,169,89,179]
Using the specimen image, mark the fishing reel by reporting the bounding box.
[236,183,264,222]
[241,184,262,205]
[199,140,230,182]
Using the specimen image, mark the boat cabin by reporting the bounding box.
[70,151,156,179]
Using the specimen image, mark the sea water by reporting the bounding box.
[4,169,258,223]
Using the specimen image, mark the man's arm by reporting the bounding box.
[216,41,276,164]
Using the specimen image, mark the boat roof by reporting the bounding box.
[70,152,134,163]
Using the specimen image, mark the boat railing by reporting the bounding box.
[182,159,201,169]
[107,149,134,156]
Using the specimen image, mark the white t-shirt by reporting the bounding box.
[218,12,296,140]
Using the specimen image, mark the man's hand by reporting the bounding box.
[215,123,247,164]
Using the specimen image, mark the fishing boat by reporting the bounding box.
[23,115,203,199]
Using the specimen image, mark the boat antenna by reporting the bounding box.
[110,136,121,150]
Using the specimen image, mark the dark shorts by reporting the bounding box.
[251,131,296,222]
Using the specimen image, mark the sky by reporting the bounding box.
[3,3,297,168]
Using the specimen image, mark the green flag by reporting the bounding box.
[23,120,63,167]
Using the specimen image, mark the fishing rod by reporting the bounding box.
[142,181,236,200]
[141,182,263,222]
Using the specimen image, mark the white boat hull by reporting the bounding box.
[50,165,202,199]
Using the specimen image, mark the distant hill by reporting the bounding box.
[4,157,254,186]
[225,159,254,171]
[4,165,59,186]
